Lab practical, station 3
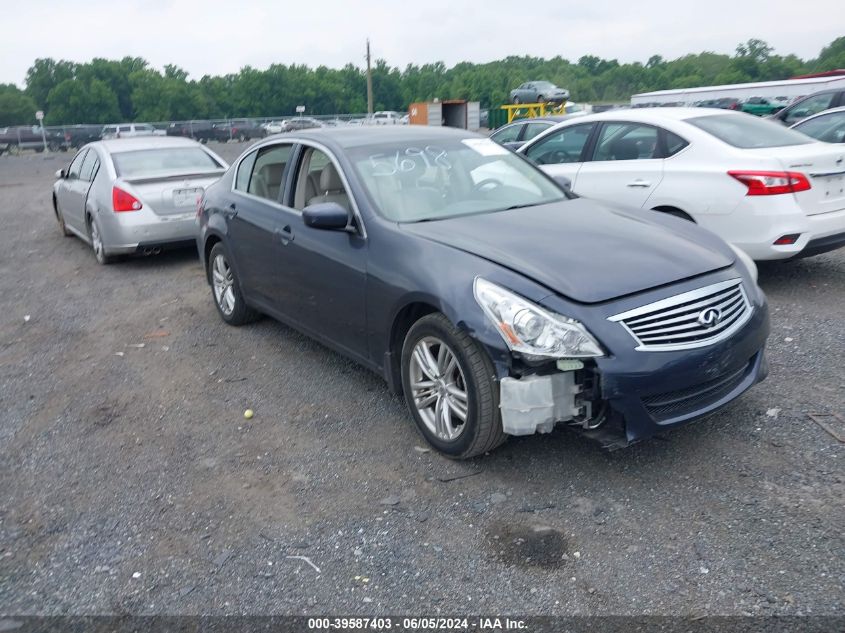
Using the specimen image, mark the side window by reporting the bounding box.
[79,150,99,181]
[491,123,524,144]
[247,144,293,202]
[294,147,350,212]
[119,125,131,132]
[664,131,689,157]
[522,122,551,141]
[594,123,660,161]
[795,111,845,143]
[67,149,88,179]
[525,123,595,165]
[784,93,835,124]
[234,151,258,192]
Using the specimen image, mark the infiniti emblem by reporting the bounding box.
[697,307,722,328]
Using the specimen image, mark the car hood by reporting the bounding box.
[400,199,735,304]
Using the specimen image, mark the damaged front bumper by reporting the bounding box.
[497,298,770,448]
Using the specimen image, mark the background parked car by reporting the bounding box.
[213,120,265,142]
[0,125,63,154]
[510,81,570,104]
[101,123,159,140]
[518,108,845,261]
[740,97,785,116]
[167,121,216,143]
[369,111,404,125]
[696,98,741,110]
[768,89,845,126]
[790,106,845,144]
[490,114,586,150]
[61,124,102,149]
[52,137,228,264]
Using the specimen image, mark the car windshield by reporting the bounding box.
[348,137,567,222]
[112,148,223,177]
[686,114,812,149]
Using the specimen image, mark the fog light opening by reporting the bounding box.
[773,233,800,246]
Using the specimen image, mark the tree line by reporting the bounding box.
[1,37,843,127]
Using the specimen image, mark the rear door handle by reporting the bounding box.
[276,225,294,246]
[627,180,651,188]
[223,203,238,219]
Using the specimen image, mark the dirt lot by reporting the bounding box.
[0,143,843,616]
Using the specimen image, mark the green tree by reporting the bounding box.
[45,79,120,124]
[0,84,39,126]
[25,58,76,108]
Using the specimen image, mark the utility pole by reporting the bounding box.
[366,38,374,115]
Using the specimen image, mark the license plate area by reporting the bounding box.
[816,174,845,201]
[173,187,203,207]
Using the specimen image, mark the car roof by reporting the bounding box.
[98,136,204,152]
[276,126,484,149]
[546,107,736,125]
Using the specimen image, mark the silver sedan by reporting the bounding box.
[52,137,228,264]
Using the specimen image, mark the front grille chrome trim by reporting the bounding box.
[608,278,753,352]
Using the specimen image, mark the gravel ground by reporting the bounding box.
[0,143,843,617]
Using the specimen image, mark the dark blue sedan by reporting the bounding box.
[196,127,769,458]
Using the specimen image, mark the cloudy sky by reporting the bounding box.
[1,0,842,86]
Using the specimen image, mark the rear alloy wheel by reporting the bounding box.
[537,94,545,103]
[513,96,521,105]
[88,216,114,264]
[401,313,505,458]
[208,243,259,325]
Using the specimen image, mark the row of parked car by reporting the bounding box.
[46,103,843,458]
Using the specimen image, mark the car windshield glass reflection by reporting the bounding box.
[349,138,566,222]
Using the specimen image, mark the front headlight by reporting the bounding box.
[473,278,604,359]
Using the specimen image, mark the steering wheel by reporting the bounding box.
[543,149,573,164]
[473,178,504,192]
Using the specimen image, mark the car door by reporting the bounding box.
[522,122,597,185]
[572,121,666,208]
[226,142,295,302]
[777,91,841,126]
[277,144,368,360]
[55,149,91,232]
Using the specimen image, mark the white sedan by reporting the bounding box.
[517,108,845,260]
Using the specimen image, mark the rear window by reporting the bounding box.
[686,114,812,149]
[112,148,223,177]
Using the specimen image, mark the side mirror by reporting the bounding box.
[55,169,66,179]
[553,175,573,191]
[302,202,350,231]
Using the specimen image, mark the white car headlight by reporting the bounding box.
[473,278,604,359]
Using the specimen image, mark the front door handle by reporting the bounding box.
[223,203,238,219]
[627,180,651,188]
[276,225,294,246]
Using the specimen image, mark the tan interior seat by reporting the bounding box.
[307,164,349,211]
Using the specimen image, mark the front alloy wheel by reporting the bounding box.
[401,313,505,458]
[409,336,469,442]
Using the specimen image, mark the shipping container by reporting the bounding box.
[408,100,481,129]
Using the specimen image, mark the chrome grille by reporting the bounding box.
[608,279,752,351]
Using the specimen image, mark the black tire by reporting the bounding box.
[54,198,72,236]
[207,242,260,326]
[512,96,521,105]
[401,313,505,459]
[537,94,545,103]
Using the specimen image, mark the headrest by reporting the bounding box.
[320,164,343,191]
